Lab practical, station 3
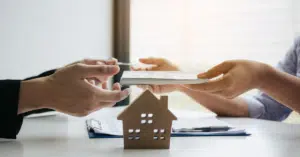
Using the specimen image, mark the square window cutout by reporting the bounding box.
[153,129,158,133]
[148,113,153,118]
[135,129,140,133]
[148,120,153,124]
[141,120,146,124]
[153,136,158,140]
[160,129,165,133]
[128,136,133,140]
[160,136,165,140]
[128,129,134,133]
[141,113,146,118]
[135,136,140,140]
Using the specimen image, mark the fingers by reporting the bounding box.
[82,59,106,65]
[198,61,234,79]
[131,65,156,72]
[112,83,121,91]
[184,74,232,92]
[131,67,143,71]
[96,88,131,102]
[88,79,96,85]
[73,64,120,78]
[101,82,108,89]
[82,58,118,66]
[86,77,102,85]
[105,58,118,65]
[69,58,118,68]
[139,57,166,66]
[84,83,126,115]
[130,66,138,71]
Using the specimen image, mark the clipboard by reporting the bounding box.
[86,119,250,138]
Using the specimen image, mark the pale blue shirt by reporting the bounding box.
[243,37,300,121]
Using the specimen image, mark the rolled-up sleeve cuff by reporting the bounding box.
[243,96,266,119]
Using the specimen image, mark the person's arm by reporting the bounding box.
[256,64,300,114]
[0,70,56,139]
[17,59,131,116]
[178,86,249,117]
[184,37,300,119]
[244,37,300,115]
[181,37,298,119]
[1,59,131,139]
[196,37,299,120]
[21,69,56,116]
[178,82,292,120]
[135,53,296,120]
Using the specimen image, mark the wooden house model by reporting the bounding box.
[117,90,177,149]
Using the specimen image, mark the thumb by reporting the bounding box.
[198,61,234,79]
[74,64,120,78]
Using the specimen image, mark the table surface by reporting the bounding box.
[1,109,300,157]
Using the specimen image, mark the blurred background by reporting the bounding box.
[1,0,299,122]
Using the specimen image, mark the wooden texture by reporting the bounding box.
[117,90,177,149]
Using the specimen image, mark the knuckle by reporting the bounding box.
[73,63,85,71]
[83,58,90,63]
[113,92,123,101]
[97,66,107,73]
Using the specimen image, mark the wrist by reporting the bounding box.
[256,63,276,90]
[18,77,50,114]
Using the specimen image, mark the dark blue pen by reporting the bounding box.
[192,126,232,132]
[173,126,232,132]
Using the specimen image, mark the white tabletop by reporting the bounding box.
[1,109,300,157]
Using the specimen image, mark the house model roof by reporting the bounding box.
[117,90,177,121]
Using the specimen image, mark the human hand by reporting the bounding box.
[68,58,118,85]
[132,57,180,94]
[184,60,271,98]
[19,59,131,117]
